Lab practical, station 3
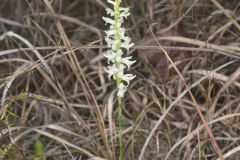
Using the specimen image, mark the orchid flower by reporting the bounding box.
[102,0,135,97]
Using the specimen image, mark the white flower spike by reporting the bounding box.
[103,0,135,97]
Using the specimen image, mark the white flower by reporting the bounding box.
[105,29,115,37]
[107,0,117,6]
[121,74,136,86]
[106,8,114,16]
[121,56,136,69]
[119,28,128,41]
[116,70,135,87]
[102,17,115,25]
[120,7,129,12]
[104,50,117,64]
[105,36,114,47]
[103,0,135,97]
[117,83,127,97]
[105,64,125,80]
[105,65,119,80]
[120,8,130,19]
[121,37,134,51]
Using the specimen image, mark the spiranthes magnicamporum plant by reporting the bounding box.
[102,0,135,159]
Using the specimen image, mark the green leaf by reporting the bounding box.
[6,146,15,160]
[34,139,44,158]
[0,148,4,156]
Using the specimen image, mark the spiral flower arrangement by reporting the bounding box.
[102,0,135,159]
[103,0,135,97]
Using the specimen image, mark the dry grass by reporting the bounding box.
[0,0,240,160]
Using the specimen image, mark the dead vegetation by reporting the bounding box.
[0,0,240,159]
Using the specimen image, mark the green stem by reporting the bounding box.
[114,0,123,159]
[118,96,123,160]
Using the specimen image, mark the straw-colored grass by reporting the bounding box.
[0,0,240,159]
